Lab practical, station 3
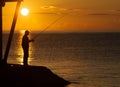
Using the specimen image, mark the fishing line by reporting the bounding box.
[32,15,65,40]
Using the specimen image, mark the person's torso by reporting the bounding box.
[22,35,29,48]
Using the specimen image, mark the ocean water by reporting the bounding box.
[2,32,120,87]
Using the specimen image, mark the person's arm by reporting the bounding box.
[29,39,34,42]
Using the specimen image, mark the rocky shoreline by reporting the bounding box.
[0,64,71,87]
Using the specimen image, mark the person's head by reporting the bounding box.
[25,30,29,35]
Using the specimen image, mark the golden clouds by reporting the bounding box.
[2,0,120,32]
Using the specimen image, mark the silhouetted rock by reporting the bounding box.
[0,64,71,87]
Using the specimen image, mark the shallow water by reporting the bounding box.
[3,32,120,87]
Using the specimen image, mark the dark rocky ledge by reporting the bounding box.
[0,64,71,87]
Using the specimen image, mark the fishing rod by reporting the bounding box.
[32,15,65,39]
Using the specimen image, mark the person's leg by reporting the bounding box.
[23,48,28,66]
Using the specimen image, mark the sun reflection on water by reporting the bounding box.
[16,30,33,65]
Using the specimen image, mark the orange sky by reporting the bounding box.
[2,0,120,32]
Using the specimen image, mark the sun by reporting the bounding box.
[20,8,29,16]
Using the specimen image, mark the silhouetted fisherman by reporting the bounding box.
[22,30,34,66]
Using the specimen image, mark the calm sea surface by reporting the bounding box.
[3,32,120,87]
